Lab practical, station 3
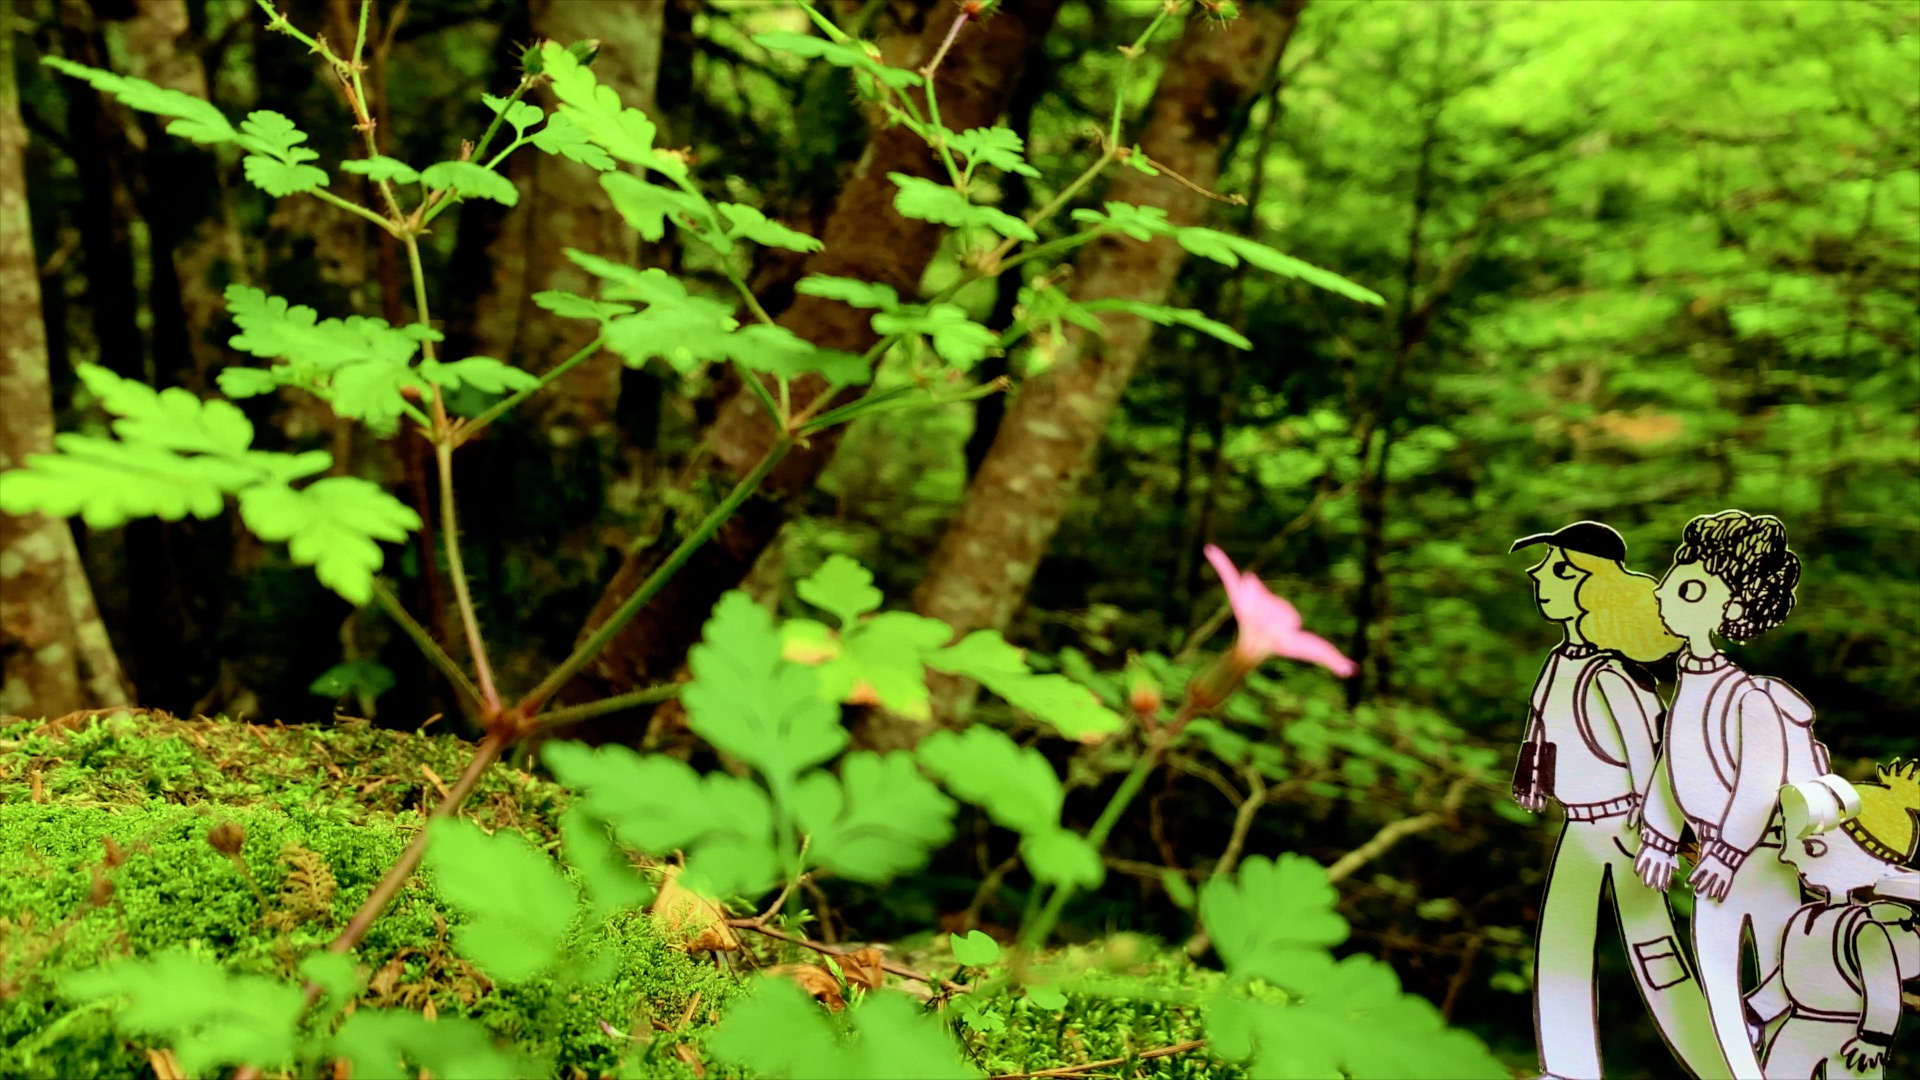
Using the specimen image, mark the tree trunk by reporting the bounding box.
[0,24,131,716]
[558,0,1063,724]
[905,1,1308,739]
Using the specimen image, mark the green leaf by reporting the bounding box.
[1019,827,1104,889]
[481,92,545,136]
[1173,227,1386,306]
[949,929,1001,967]
[532,290,633,323]
[528,111,617,172]
[543,742,781,898]
[541,42,683,177]
[242,155,330,197]
[729,325,871,385]
[59,950,303,1076]
[1025,985,1068,1010]
[794,751,955,883]
[341,155,422,185]
[720,202,824,252]
[222,284,431,432]
[1161,868,1197,912]
[871,304,999,367]
[926,631,1124,741]
[796,554,884,627]
[417,357,540,395]
[238,111,329,196]
[888,173,1036,242]
[420,160,519,207]
[684,592,849,792]
[559,807,655,919]
[795,274,902,312]
[308,659,396,701]
[41,56,237,145]
[916,727,1061,835]
[423,818,577,983]
[602,173,708,241]
[1069,201,1174,242]
[1199,854,1348,984]
[751,32,924,91]
[1080,299,1252,350]
[603,286,741,374]
[332,1008,535,1080]
[237,477,421,605]
[814,611,952,721]
[709,982,975,1079]
[945,126,1041,178]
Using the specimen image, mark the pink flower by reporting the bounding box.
[1204,545,1357,677]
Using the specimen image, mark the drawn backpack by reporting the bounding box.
[1569,653,1666,768]
[1699,668,1831,783]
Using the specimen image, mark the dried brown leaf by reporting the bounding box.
[769,963,846,1012]
[146,1048,185,1080]
[650,867,739,953]
[673,1043,707,1079]
[838,946,887,990]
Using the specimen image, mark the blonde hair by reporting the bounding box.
[1565,549,1682,662]
[1842,760,1920,869]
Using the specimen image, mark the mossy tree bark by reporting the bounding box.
[0,26,131,716]
[559,0,1064,726]
[902,1,1309,739]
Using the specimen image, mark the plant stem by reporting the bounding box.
[796,376,1008,435]
[920,11,971,186]
[725,267,778,327]
[308,188,398,233]
[517,440,793,715]
[454,335,606,447]
[525,682,681,733]
[369,578,483,712]
[434,440,499,712]
[472,76,535,163]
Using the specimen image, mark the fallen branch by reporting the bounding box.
[989,1039,1208,1079]
[1326,777,1470,885]
[726,920,969,996]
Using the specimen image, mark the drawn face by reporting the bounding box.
[1656,562,1740,642]
[1528,547,1588,624]
[1779,829,1886,901]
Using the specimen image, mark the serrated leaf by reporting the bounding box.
[730,324,872,385]
[888,173,1036,242]
[528,111,617,172]
[945,126,1040,178]
[1081,299,1252,349]
[332,1008,536,1080]
[237,110,328,196]
[602,277,741,374]
[560,807,655,919]
[871,304,999,367]
[751,32,924,90]
[916,727,1061,835]
[794,751,955,883]
[481,92,545,136]
[719,202,824,252]
[684,592,849,792]
[1174,227,1386,306]
[222,285,430,429]
[795,274,902,311]
[1019,827,1104,889]
[1199,854,1349,985]
[709,983,974,1079]
[59,950,303,1075]
[423,819,576,983]
[242,155,329,197]
[532,290,633,323]
[1070,201,1175,242]
[949,930,1001,967]
[420,160,519,207]
[814,611,952,720]
[42,56,237,145]
[796,554,884,626]
[926,631,1124,740]
[236,477,420,605]
[340,155,422,185]
[542,42,683,177]
[602,173,707,241]
[417,357,540,395]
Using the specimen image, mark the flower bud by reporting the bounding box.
[206,820,246,857]
[1125,655,1162,718]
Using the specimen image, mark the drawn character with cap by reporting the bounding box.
[1744,764,1920,1079]
[1634,510,1831,1079]
[1509,521,1729,1080]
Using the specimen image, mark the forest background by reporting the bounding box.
[2,0,1916,1072]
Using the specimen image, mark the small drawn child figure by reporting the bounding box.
[1508,521,1728,1080]
[1744,764,1920,1079]
[1635,510,1830,1080]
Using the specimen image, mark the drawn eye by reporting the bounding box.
[1553,562,1577,580]
[1679,580,1706,602]
[1804,838,1827,858]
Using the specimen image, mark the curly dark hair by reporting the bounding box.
[1672,510,1800,639]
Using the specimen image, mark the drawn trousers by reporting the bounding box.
[1535,815,1731,1080]
[1760,1014,1881,1080]
[1691,822,1802,1080]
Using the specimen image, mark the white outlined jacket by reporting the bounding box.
[1516,643,1663,814]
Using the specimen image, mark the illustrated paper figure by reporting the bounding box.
[1634,511,1831,1080]
[1509,521,1730,1080]
[1746,766,1920,1079]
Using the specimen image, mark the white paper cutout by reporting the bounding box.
[1747,766,1920,1079]
[1510,521,1729,1080]
[1630,511,1831,1080]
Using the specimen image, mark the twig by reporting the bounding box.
[989,1040,1208,1079]
[1325,777,1469,885]
[727,921,969,995]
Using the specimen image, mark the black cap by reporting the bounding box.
[1510,520,1627,562]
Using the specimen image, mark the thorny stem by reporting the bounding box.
[369,578,483,713]
[436,440,500,712]
[920,10,971,186]
[472,76,535,163]
[525,682,680,733]
[517,440,794,716]
[454,335,607,447]
[309,187,398,233]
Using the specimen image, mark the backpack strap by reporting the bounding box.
[1697,667,1748,791]
[1571,653,1629,768]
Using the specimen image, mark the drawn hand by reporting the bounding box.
[1635,846,1678,891]
[1840,1037,1888,1072]
[1688,852,1738,902]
